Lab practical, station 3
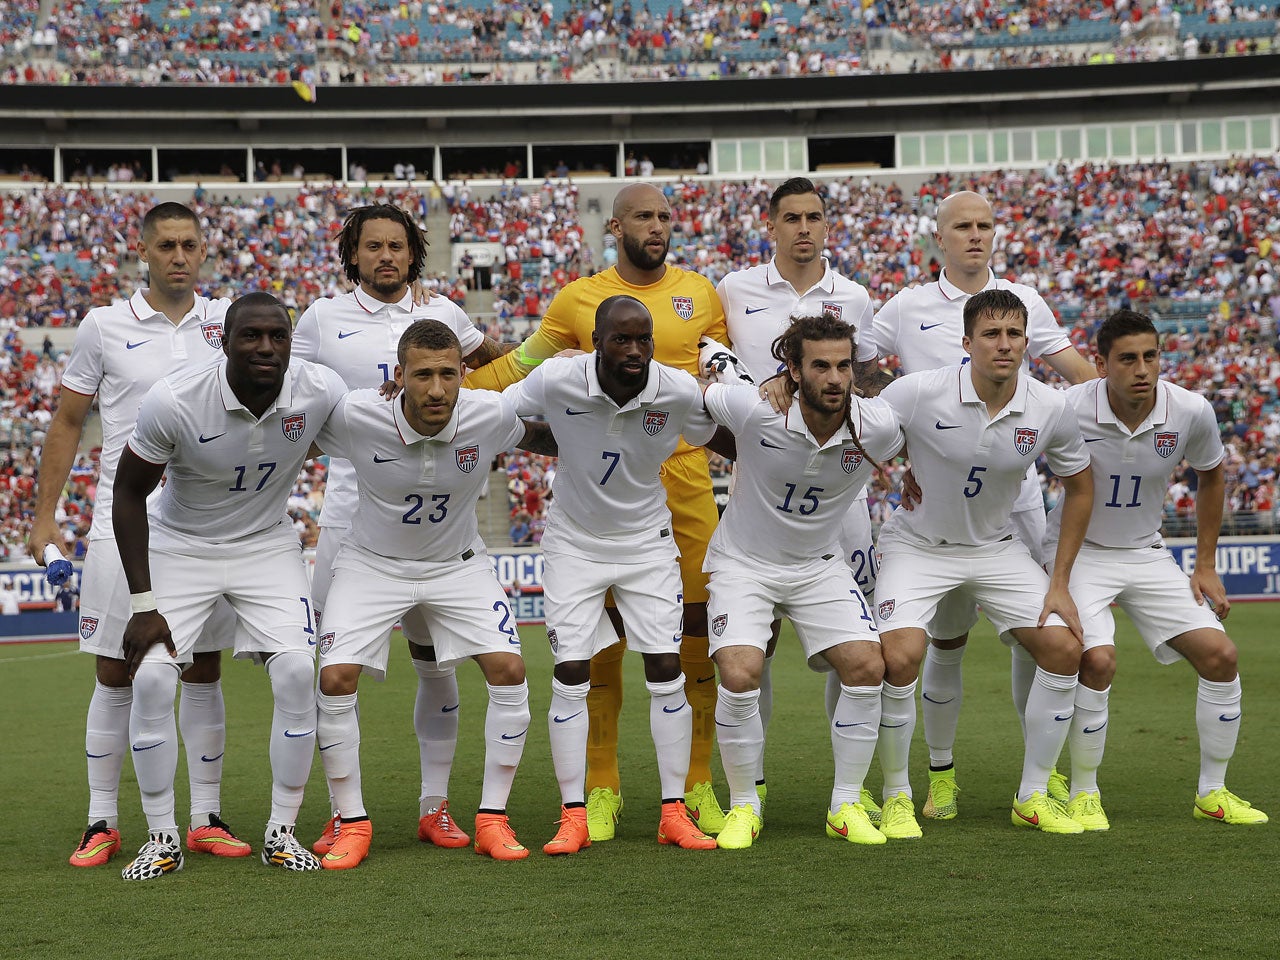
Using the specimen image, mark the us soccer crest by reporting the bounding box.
[711,613,728,636]
[547,628,558,653]
[877,600,895,621]
[318,632,335,656]
[842,448,864,473]
[201,322,223,348]
[455,445,480,473]
[822,302,843,322]
[1013,427,1039,456]
[643,410,669,436]
[79,616,99,640]
[282,414,306,442]
[1154,432,1179,458]
[671,296,694,321]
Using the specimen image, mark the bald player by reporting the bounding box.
[466,183,731,839]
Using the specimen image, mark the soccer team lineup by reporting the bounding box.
[39,177,1265,881]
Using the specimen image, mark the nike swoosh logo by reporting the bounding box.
[126,340,152,349]
[132,741,165,752]
[589,684,608,689]
[921,692,955,704]
[565,408,591,416]
[879,721,907,729]
[745,306,768,315]
[662,703,687,714]
[1053,713,1073,722]
[919,322,944,331]
[834,720,867,728]
[283,729,314,738]
[1084,437,1106,443]
[714,720,741,728]
[74,840,117,860]
[199,433,225,443]
[500,727,529,740]
[201,752,224,762]
[553,712,582,724]
[827,818,849,837]
[441,704,460,713]
[1196,804,1226,819]
[336,330,361,339]
[318,741,343,751]
[324,851,349,861]
[86,751,111,758]
[934,422,962,430]
[1014,808,1039,826]
[1219,713,1241,722]
[1082,722,1107,734]
[696,675,715,684]
[759,438,785,449]
[373,454,399,463]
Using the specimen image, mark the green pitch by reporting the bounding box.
[3,607,1278,960]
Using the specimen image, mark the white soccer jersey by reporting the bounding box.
[867,269,1071,375]
[127,358,346,547]
[716,259,876,382]
[878,365,1090,547]
[503,354,715,562]
[316,388,524,568]
[292,287,484,528]
[1045,379,1224,551]
[702,383,900,568]
[59,289,230,539]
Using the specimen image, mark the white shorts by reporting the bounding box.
[874,534,1065,641]
[839,495,878,599]
[543,549,683,663]
[1048,545,1224,664]
[315,524,436,650]
[78,536,234,659]
[147,532,316,666]
[1012,471,1047,566]
[319,544,520,679]
[708,556,879,671]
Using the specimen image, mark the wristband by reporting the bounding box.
[130,591,158,614]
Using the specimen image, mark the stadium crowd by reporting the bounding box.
[2,157,1279,558]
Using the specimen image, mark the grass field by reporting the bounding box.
[3,607,1278,960]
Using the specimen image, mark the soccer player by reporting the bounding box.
[715,176,881,815]
[866,190,1097,821]
[28,202,250,867]
[293,203,509,852]
[112,293,346,879]
[873,289,1094,837]
[311,320,557,868]
[702,314,900,849]
[1045,309,1267,829]
[503,295,718,855]
[466,183,729,839]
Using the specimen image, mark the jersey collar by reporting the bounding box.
[217,359,294,416]
[937,268,997,301]
[959,364,1028,419]
[353,286,414,315]
[393,390,461,445]
[129,288,208,326]
[764,257,836,297]
[783,402,855,448]
[584,355,661,409]
[1093,378,1169,434]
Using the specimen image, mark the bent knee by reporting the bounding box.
[1079,645,1116,689]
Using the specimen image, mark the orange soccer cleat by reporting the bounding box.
[69,821,122,867]
[657,801,717,850]
[186,814,252,858]
[543,806,591,856]
[321,819,373,871]
[418,800,471,849]
[473,814,530,861]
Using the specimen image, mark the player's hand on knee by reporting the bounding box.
[1190,569,1230,621]
[123,612,176,678]
[1039,586,1083,644]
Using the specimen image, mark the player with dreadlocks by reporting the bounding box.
[697,313,903,849]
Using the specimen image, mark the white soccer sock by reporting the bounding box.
[412,658,459,812]
[714,685,762,814]
[922,644,965,767]
[317,690,364,819]
[1068,683,1110,797]
[878,680,917,800]
[1018,667,1077,802]
[547,678,589,805]
[179,680,225,826]
[130,662,181,835]
[824,670,841,722]
[1010,644,1038,740]
[648,674,692,801]
[831,683,882,812]
[755,655,774,783]
[1195,675,1242,796]
[266,652,316,827]
[481,681,530,811]
[86,680,132,826]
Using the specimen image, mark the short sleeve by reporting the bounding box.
[292,303,322,363]
[59,312,106,396]
[445,299,485,358]
[315,395,352,460]
[502,360,550,417]
[1043,399,1091,478]
[866,296,899,359]
[853,297,877,362]
[701,382,761,435]
[1184,393,1226,472]
[127,381,178,465]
